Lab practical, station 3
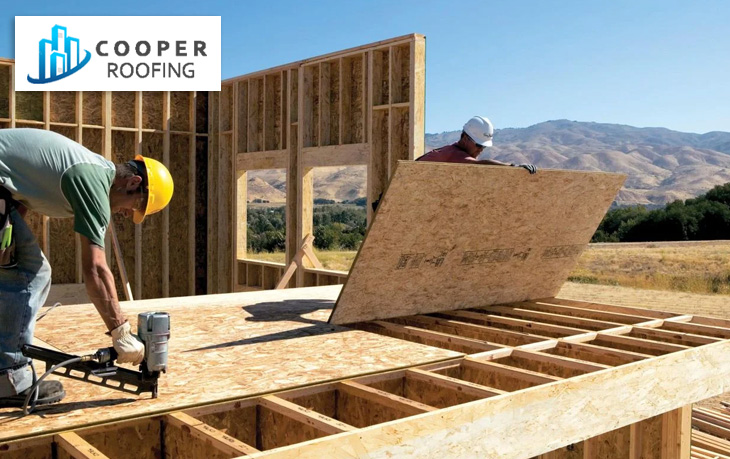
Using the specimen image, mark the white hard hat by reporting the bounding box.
[463,116,494,147]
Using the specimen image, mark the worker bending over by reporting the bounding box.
[418,116,538,173]
[0,129,174,407]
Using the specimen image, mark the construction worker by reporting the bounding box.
[418,116,538,173]
[0,128,174,408]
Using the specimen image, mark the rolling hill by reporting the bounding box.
[249,120,730,207]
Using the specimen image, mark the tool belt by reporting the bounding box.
[0,186,17,268]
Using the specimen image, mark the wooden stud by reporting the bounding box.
[370,320,503,353]
[166,411,260,456]
[405,368,506,398]
[337,380,437,416]
[259,395,356,435]
[161,91,171,298]
[661,405,692,459]
[55,432,109,459]
[134,91,143,299]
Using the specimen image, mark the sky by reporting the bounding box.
[1,0,728,134]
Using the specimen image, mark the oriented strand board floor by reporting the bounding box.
[0,285,458,442]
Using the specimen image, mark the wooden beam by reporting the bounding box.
[594,331,689,355]
[132,91,143,299]
[337,380,436,416]
[255,340,730,459]
[402,314,547,346]
[161,91,171,298]
[524,300,658,324]
[511,348,609,373]
[371,320,502,353]
[236,150,288,170]
[436,310,588,338]
[300,143,369,168]
[55,432,109,459]
[546,297,677,319]
[258,395,355,435]
[165,411,260,456]
[463,358,561,386]
[630,326,720,346]
[484,305,623,331]
[405,368,506,398]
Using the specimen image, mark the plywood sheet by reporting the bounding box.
[330,162,625,324]
[0,285,457,442]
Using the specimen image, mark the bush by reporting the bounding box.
[593,182,730,242]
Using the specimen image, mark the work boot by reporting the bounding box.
[0,380,65,408]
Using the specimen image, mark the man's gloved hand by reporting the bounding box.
[110,321,144,365]
[511,163,538,174]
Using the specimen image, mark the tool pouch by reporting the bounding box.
[0,187,17,268]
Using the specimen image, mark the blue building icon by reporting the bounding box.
[28,25,91,84]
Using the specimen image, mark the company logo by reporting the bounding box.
[27,25,91,84]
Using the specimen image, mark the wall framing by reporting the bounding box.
[209,34,425,293]
[0,58,207,299]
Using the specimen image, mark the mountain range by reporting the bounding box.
[249,120,730,207]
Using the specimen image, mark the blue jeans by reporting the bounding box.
[0,209,52,397]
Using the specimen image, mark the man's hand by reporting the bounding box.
[512,163,538,174]
[110,322,145,365]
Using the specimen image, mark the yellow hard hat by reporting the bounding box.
[132,155,174,224]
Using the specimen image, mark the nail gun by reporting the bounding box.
[21,312,170,407]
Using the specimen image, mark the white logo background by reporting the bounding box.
[15,16,221,91]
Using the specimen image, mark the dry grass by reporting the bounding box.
[569,241,730,295]
[247,250,356,272]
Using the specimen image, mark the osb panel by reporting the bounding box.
[15,92,43,121]
[164,425,230,459]
[81,419,160,459]
[171,91,191,132]
[49,92,76,124]
[0,285,457,441]
[81,128,103,154]
[539,442,584,459]
[82,92,103,126]
[140,133,164,298]
[0,65,9,118]
[197,405,257,446]
[169,134,191,296]
[289,391,337,419]
[48,218,76,284]
[404,377,480,409]
[342,56,363,144]
[0,443,51,459]
[635,414,663,459]
[111,92,136,128]
[142,92,163,130]
[337,388,407,428]
[583,425,631,458]
[258,406,327,450]
[330,163,625,324]
[49,125,76,140]
[111,131,137,296]
[459,364,536,392]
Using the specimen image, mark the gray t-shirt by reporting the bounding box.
[0,129,116,247]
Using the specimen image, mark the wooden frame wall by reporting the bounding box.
[0,58,207,299]
[208,34,425,293]
[2,297,729,458]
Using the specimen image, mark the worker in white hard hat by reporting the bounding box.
[417,116,537,174]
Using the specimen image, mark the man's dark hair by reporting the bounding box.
[115,161,147,195]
